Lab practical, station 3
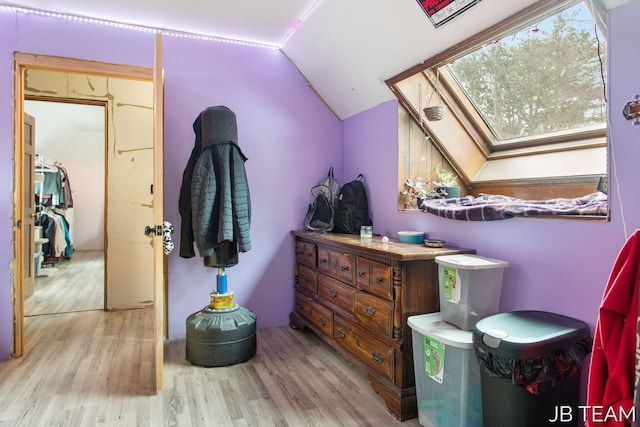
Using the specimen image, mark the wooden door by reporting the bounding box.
[152,32,165,391]
[13,53,160,363]
[104,77,155,310]
[13,112,37,356]
[23,114,36,300]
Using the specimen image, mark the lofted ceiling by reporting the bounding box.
[24,100,105,164]
[3,0,629,120]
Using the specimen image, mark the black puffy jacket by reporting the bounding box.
[179,106,251,260]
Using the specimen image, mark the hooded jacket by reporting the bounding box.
[179,106,251,262]
[586,230,639,426]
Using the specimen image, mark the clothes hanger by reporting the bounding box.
[35,154,58,172]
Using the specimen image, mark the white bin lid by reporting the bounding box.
[407,312,473,349]
[435,254,509,270]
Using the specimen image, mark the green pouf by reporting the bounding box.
[186,304,257,367]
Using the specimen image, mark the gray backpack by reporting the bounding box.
[304,167,340,232]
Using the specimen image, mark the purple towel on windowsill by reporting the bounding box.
[421,192,608,221]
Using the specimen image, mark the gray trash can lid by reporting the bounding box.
[472,310,590,359]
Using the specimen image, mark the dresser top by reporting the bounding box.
[292,230,474,261]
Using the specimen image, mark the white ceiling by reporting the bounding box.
[25,100,105,164]
[5,0,629,119]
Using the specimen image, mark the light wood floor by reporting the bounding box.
[2,252,422,426]
[25,250,104,316]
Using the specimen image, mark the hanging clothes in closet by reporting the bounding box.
[35,154,74,209]
[38,209,71,259]
[34,154,74,262]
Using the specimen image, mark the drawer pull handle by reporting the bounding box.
[329,288,338,298]
[319,317,327,326]
[358,271,365,278]
[365,306,376,317]
[319,258,328,264]
[375,278,383,284]
[296,302,303,309]
[341,265,349,272]
[372,351,384,365]
[303,277,309,283]
[336,329,346,339]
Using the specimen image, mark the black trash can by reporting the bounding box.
[472,311,592,427]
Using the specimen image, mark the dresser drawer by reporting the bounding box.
[317,247,333,275]
[354,292,394,337]
[335,252,355,284]
[309,300,333,337]
[297,264,318,294]
[334,316,395,382]
[295,291,313,319]
[317,247,355,285]
[296,241,316,268]
[356,258,393,301]
[318,274,355,314]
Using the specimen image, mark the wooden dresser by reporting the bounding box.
[289,230,474,420]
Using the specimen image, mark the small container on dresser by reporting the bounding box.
[289,230,474,421]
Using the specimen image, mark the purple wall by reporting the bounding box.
[0,11,16,360]
[344,2,640,333]
[162,36,342,335]
[0,9,342,358]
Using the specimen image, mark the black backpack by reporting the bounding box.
[334,174,372,234]
[304,167,340,232]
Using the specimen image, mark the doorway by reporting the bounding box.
[12,53,161,359]
[12,48,166,391]
[24,99,106,316]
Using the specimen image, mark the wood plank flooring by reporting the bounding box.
[2,252,422,426]
[25,250,104,316]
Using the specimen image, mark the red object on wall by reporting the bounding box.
[416,0,482,28]
[420,0,454,15]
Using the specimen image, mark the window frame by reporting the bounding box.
[387,0,608,213]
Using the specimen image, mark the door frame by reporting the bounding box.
[11,53,165,380]
[152,32,165,390]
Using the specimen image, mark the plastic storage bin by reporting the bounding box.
[408,312,482,427]
[435,254,508,330]
[472,311,592,427]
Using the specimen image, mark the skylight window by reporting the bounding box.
[388,0,608,214]
[447,2,606,145]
